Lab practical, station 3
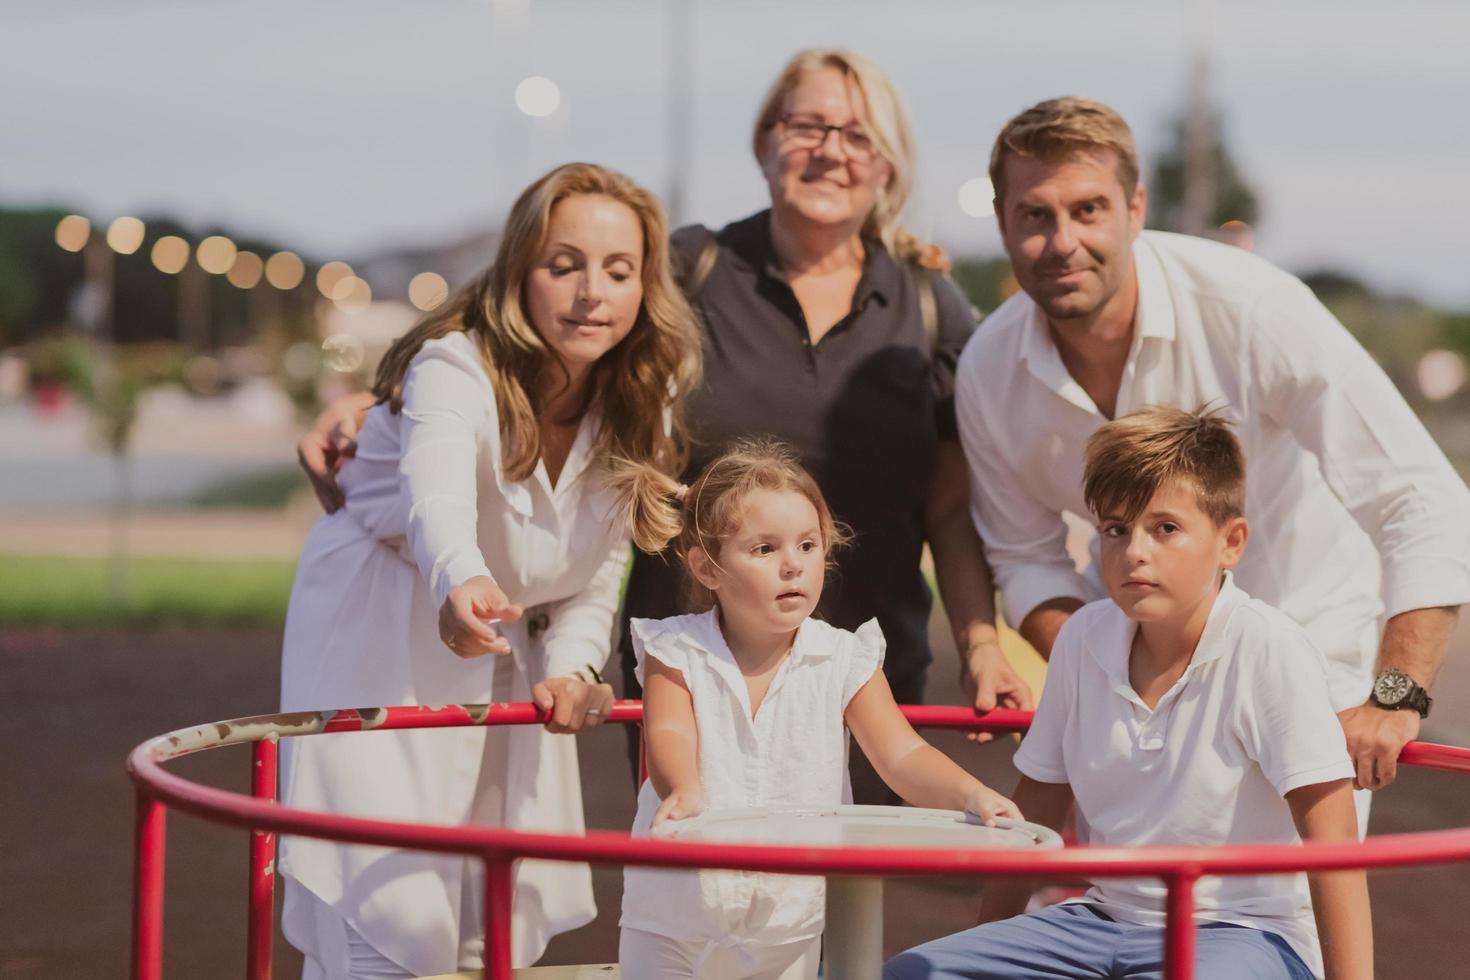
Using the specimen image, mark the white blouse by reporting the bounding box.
[278,331,630,975]
[619,610,885,949]
[341,330,630,681]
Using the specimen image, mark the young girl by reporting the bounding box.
[277,163,700,980]
[611,439,1020,980]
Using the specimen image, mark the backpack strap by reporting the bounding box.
[678,233,721,301]
[905,259,940,359]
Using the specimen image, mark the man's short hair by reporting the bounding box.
[989,96,1140,206]
[1084,405,1245,527]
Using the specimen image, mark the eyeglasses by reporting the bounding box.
[775,113,878,161]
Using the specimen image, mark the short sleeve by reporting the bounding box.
[1233,610,1354,797]
[841,619,888,707]
[629,617,690,686]
[926,272,979,441]
[1012,615,1080,785]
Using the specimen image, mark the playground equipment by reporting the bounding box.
[128,702,1470,979]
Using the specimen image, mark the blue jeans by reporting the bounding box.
[884,903,1315,980]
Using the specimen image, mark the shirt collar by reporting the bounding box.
[1018,234,1176,408]
[1132,234,1176,344]
[682,607,824,721]
[744,209,895,307]
[1089,571,1245,689]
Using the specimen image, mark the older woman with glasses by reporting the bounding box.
[617,48,1031,801]
[299,49,1032,804]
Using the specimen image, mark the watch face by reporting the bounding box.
[1375,671,1413,705]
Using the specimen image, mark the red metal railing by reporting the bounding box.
[127,703,1470,980]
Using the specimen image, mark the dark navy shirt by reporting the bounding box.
[619,210,977,697]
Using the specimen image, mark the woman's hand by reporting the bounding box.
[438,576,523,657]
[653,785,706,826]
[964,783,1023,827]
[296,391,374,513]
[531,675,616,734]
[960,638,1034,743]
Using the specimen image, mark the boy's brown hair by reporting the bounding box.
[1083,405,1245,526]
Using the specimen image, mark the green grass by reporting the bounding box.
[0,554,296,626]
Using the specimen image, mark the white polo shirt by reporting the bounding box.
[1014,575,1353,977]
[958,230,1470,709]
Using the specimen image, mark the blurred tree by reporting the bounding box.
[1148,111,1261,234]
[0,205,313,350]
[949,257,1015,320]
[27,335,187,599]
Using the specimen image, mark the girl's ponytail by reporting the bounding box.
[605,458,685,555]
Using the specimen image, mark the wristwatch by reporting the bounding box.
[1369,669,1433,718]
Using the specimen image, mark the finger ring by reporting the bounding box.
[586,708,603,716]
[446,636,457,648]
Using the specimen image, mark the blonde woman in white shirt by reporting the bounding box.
[277,162,701,980]
[610,439,1019,980]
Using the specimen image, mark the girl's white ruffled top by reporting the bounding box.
[621,610,885,952]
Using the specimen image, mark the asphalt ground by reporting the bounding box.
[3,617,1468,979]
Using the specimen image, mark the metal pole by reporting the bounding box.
[824,875,884,980]
[1163,869,1198,980]
[131,793,167,980]
[246,737,279,980]
[482,855,515,980]
[665,0,694,226]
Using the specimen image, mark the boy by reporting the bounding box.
[887,406,1370,979]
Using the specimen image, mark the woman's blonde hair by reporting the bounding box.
[372,162,701,484]
[751,48,924,261]
[608,438,850,611]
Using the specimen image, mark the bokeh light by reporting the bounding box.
[957,177,995,218]
[322,333,366,372]
[316,260,354,297]
[106,216,146,255]
[408,271,449,311]
[227,250,264,289]
[196,235,238,274]
[515,75,561,117]
[55,215,91,252]
[330,275,372,313]
[1418,349,1466,402]
[150,236,191,275]
[265,251,306,290]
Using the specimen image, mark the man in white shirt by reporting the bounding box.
[960,96,1469,794]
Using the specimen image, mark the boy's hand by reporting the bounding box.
[438,576,522,657]
[960,640,1034,743]
[532,676,615,734]
[964,784,1023,827]
[653,786,706,826]
[297,392,373,513]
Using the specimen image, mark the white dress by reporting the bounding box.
[620,611,885,956]
[278,332,630,978]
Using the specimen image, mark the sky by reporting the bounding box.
[6,0,1470,307]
